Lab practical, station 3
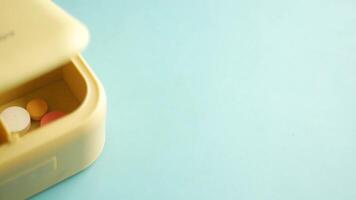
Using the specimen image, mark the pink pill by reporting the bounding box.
[40,111,66,127]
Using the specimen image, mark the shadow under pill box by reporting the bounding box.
[0,0,107,199]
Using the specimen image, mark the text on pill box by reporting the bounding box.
[0,31,15,43]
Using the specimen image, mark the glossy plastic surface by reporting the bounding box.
[0,0,89,92]
[0,55,106,199]
[0,0,106,199]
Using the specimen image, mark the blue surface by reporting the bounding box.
[33,1,356,199]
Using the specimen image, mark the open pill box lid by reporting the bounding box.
[0,0,89,92]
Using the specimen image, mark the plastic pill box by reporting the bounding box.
[0,0,106,199]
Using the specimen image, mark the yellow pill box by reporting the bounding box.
[0,0,106,199]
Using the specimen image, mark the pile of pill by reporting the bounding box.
[0,98,66,134]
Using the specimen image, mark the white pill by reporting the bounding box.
[1,106,31,134]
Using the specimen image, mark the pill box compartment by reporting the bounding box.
[0,55,106,199]
[0,1,106,198]
[0,60,86,137]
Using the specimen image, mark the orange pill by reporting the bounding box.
[40,111,66,127]
[26,98,48,120]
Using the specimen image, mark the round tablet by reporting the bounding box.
[26,98,48,120]
[40,111,66,127]
[1,106,31,134]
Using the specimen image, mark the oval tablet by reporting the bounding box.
[1,106,31,134]
[26,98,48,120]
[40,111,66,127]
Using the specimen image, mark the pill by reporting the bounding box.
[26,98,48,120]
[40,111,66,127]
[0,106,31,134]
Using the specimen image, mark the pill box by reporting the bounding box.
[0,0,106,199]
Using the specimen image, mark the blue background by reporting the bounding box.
[33,0,356,199]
